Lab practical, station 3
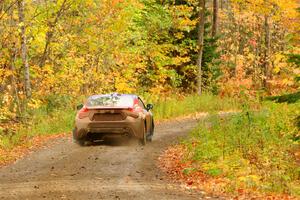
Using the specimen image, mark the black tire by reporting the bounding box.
[73,128,85,146]
[72,128,77,140]
[146,121,154,142]
[146,129,152,142]
[139,125,146,145]
[146,134,152,142]
[77,139,85,146]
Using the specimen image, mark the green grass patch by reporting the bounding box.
[183,101,300,196]
[149,94,242,120]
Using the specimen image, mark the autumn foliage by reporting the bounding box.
[0,0,299,197]
[0,0,299,120]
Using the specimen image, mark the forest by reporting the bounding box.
[0,0,300,198]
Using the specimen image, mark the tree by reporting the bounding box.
[212,0,218,37]
[39,0,69,67]
[197,0,206,95]
[262,14,270,90]
[17,0,31,99]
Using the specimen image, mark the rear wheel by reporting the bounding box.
[77,139,85,146]
[146,121,154,142]
[139,125,146,145]
[146,130,152,142]
[146,135,152,142]
[73,128,85,146]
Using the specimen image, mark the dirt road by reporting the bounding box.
[0,118,216,200]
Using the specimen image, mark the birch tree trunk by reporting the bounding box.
[17,0,31,99]
[9,6,21,115]
[197,0,206,95]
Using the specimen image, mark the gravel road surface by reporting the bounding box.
[0,118,216,200]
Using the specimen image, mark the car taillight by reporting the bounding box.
[129,98,142,112]
[78,106,89,119]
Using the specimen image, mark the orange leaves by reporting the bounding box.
[0,133,68,167]
[158,144,299,199]
[158,145,192,181]
[218,0,300,96]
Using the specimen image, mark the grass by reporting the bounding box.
[149,94,242,120]
[0,109,76,150]
[183,101,300,196]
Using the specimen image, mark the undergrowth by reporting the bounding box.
[148,94,242,120]
[183,101,300,196]
[0,109,75,150]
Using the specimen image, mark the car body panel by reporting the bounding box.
[73,94,154,143]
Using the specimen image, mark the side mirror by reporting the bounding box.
[76,104,84,110]
[146,104,153,110]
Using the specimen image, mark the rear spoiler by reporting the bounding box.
[86,106,139,118]
[86,106,131,110]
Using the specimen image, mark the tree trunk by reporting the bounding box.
[197,0,206,95]
[212,0,218,37]
[263,15,270,90]
[17,0,31,98]
[9,5,21,115]
[10,45,22,115]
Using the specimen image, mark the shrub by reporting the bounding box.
[184,101,300,195]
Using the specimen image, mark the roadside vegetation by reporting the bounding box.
[148,94,243,121]
[159,96,300,198]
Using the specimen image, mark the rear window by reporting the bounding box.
[86,95,134,107]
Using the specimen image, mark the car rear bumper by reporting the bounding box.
[73,116,144,140]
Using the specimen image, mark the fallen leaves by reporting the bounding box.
[157,145,299,200]
[0,133,68,167]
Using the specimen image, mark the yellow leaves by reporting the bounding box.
[18,22,25,28]
[84,0,96,7]
[115,81,134,94]
[0,106,15,121]
[174,32,184,40]
[273,66,281,74]
[169,5,196,31]
[0,69,14,79]
[230,0,299,31]
[246,53,255,61]
[0,69,4,79]
[273,53,287,74]
[282,78,294,86]
[173,56,190,66]
[149,85,166,95]
[114,62,138,94]
[238,175,261,187]
[28,98,43,109]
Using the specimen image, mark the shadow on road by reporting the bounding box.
[84,136,139,147]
